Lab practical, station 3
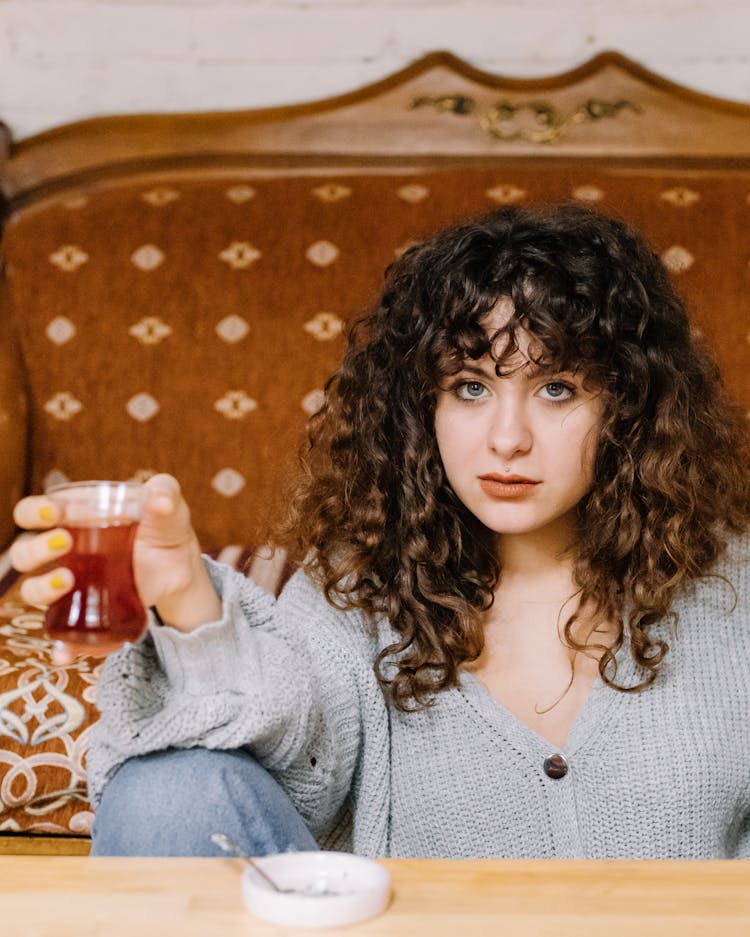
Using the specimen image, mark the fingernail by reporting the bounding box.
[39,506,55,523]
[48,533,69,551]
[50,573,67,591]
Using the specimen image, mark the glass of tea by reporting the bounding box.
[44,480,148,657]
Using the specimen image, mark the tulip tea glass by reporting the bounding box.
[44,480,147,656]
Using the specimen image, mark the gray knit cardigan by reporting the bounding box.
[87,531,750,858]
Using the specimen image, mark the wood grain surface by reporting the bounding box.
[2,856,750,936]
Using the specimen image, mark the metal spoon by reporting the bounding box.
[210,832,347,897]
[210,832,290,893]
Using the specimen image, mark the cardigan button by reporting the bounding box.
[543,753,568,779]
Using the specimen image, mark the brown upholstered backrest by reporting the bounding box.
[3,164,749,552]
[2,51,749,552]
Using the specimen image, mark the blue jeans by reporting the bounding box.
[91,747,319,857]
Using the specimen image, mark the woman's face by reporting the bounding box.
[434,306,604,540]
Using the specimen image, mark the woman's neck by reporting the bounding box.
[496,513,577,591]
[490,513,614,650]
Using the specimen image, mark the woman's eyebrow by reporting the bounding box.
[457,363,495,379]
[522,362,567,379]
[458,361,567,380]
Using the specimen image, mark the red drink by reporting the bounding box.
[45,521,146,654]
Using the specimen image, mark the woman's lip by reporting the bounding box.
[478,478,540,499]
[478,474,540,484]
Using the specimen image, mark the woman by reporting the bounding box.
[12,204,750,859]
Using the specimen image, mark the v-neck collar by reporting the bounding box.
[456,635,642,759]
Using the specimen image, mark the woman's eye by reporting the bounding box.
[458,381,487,399]
[541,381,575,401]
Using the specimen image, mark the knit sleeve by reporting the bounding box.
[725,531,750,859]
[735,810,750,859]
[85,560,368,839]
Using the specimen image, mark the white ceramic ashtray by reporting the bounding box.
[241,850,391,928]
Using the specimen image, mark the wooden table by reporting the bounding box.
[3,856,750,936]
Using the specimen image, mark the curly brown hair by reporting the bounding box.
[274,203,750,710]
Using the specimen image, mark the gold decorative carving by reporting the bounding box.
[410,95,640,144]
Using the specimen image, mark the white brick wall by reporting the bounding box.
[1,0,749,140]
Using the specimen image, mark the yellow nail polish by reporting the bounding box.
[50,574,66,591]
[48,533,69,551]
[39,506,55,523]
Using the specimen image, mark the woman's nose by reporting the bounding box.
[486,397,532,459]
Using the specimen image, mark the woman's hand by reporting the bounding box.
[131,474,223,630]
[10,474,222,660]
